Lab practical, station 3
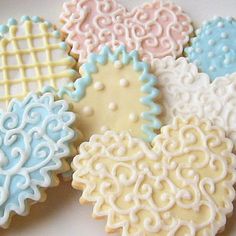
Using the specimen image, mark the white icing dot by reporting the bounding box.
[217,21,224,28]
[114,60,122,69]
[208,52,214,58]
[125,194,132,202]
[119,78,129,87]
[82,106,94,117]
[209,66,216,71]
[221,32,228,39]
[224,58,230,65]
[100,125,109,133]
[222,46,229,52]
[208,39,215,46]
[129,113,139,123]
[95,163,103,170]
[163,212,171,220]
[93,81,105,91]
[161,193,168,201]
[195,47,202,53]
[205,29,212,35]
[188,170,194,177]
[108,102,118,111]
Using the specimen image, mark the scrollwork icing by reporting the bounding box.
[73,117,236,236]
[0,92,76,228]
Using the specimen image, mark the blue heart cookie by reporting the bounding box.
[0,92,76,228]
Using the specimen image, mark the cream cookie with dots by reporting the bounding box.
[72,116,236,236]
[0,16,78,111]
[45,45,161,142]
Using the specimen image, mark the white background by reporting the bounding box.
[0,0,236,235]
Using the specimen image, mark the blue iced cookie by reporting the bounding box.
[0,92,76,228]
[185,16,236,80]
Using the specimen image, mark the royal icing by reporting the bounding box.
[0,92,76,228]
[72,117,236,236]
[0,16,78,111]
[45,45,161,142]
[185,16,236,80]
[60,0,192,64]
[154,56,236,151]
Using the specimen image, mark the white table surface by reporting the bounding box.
[0,0,236,235]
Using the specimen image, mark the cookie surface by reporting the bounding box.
[61,0,192,64]
[185,16,236,80]
[0,16,78,111]
[73,117,236,236]
[0,92,76,228]
[154,56,236,150]
[45,45,161,142]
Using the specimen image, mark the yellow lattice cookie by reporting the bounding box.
[72,116,236,236]
[0,16,78,110]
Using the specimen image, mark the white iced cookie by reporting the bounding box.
[154,56,236,150]
[0,16,78,111]
[72,116,236,236]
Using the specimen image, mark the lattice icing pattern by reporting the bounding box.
[45,45,161,142]
[60,0,193,64]
[0,92,76,228]
[72,117,236,236]
[0,16,78,111]
[153,56,236,151]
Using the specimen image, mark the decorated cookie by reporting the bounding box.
[0,16,78,111]
[153,56,236,150]
[72,116,236,236]
[60,0,192,64]
[185,16,236,80]
[45,45,161,142]
[0,92,76,228]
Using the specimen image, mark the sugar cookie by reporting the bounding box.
[0,16,78,111]
[72,116,236,236]
[45,45,161,142]
[185,16,236,80]
[0,92,76,228]
[153,56,236,150]
[60,0,192,64]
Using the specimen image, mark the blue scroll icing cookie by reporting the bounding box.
[45,45,161,142]
[185,16,236,80]
[0,92,76,228]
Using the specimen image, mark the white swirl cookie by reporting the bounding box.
[153,56,236,150]
[0,92,76,228]
[72,116,236,236]
[0,16,78,111]
[60,0,193,64]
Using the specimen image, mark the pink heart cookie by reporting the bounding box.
[60,0,193,64]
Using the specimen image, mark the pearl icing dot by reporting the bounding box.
[108,102,118,111]
[114,60,122,69]
[94,81,105,91]
[100,125,109,133]
[129,113,139,122]
[82,106,94,116]
[119,78,129,87]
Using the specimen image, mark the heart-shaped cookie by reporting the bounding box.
[185,16,236,81]
[153,56,236,150]
[45,45,161,142]
[0,16,78,111]
[60,0,192,64]
[72,116,236,236]
[0,92,76,228]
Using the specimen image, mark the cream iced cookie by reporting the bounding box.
[72,116,236,236]
[45,45,161,142]
[60,0,193,64]
[0,16,78,111]
[0,92,76,228]
[185,16,236,80]
[153,56,236,150]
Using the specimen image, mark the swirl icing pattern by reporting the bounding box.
[154,56,236,150]
[45,45,161,142]
[185,16,236,80]
[72,116,236,236]
[60,0,193,64]
[0,16,78,111]
[0,92,76,228]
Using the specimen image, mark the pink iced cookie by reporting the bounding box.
[60,0,193,63]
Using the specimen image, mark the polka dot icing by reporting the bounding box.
[45,45,161,142]
[72,117,236,236]
[60,0,193,64]
[0,92,76,228]
[185,16,236,80]
[0,16,78,111]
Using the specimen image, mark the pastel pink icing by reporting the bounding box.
[61,0,193,64]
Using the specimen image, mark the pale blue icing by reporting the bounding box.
[185,16,236,81]
[44,45,161,142]
[0,93,75,227]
